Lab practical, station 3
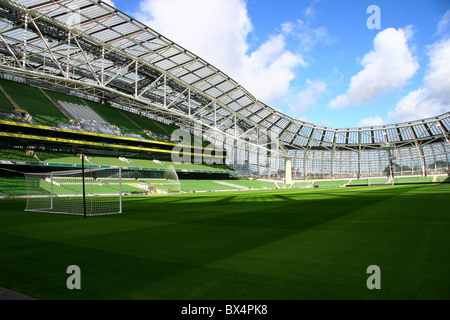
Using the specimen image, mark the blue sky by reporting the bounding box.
[104,0,450,128]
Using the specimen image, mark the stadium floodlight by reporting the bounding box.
[24,166,122,216]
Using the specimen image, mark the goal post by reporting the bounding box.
[24,166,122,216]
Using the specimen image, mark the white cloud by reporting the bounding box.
[238,35,306,103]
[288,79,327,114]
[357,115,383,127]
[283,19,333,53]
[304,3,315,19]
[137,0,252,74]
[387,38,450,123]
[303,0,321,21]
[329,27,419,109]
[437,9,450,35]
[136,0,306,105]
[101,0,115,7]
[423,37,450,101]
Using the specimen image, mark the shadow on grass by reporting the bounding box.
[0,184,448,299]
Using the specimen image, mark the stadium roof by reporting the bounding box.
[0,0,449,155]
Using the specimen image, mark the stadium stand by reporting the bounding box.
[0,77,210,146]
[0,176,28,196]
[57,101,107,125]
[293,181,314,188]
[0,148,36,161]
[226,179,277,189]
[82,99,147,138]
[394,176,434,184]
[313,180,348,188]
[179,180,241,192]
[0,78,69,126]
[0,146,233,174]
[349,179,369,186]
[0,88,14,113]
[368,178,390,185]
[37,179,143,195]
[1,76,445,197]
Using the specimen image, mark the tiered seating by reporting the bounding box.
[314,180,348,187]
[83,99,146,138]
[0,148,36,161]
[58,101,107,125]
[138,179,179,191]
[0,78,69,126]
[139,179,171,184]
[125,158,234,172]
[38,179,143,195]
[0,89,14,114]
[118,109,173,137]
[0,176,29,195]
[171,161,234,172]
[44,89,85,105]
[53,177,97,184]
[293,181,313,188]
[0,149,234,173]
[179,180,240,192]
[0,78,213,146]
[57,100,123,136]
[349,179,369,185]
[228,180,277,189]
[41,156,82,165]
[369,178,389,185]
[120,184,145,192]
[394,176,433,183]
[98,178,138,184]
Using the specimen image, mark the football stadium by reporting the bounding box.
[0,0,449,302]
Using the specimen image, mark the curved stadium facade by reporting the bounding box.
[0,0,449,183]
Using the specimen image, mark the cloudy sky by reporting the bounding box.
[103,0,450,128]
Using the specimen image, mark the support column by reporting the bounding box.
[357,150,362,180]
[22,13,29,69]
[331,147,335,180]
[303,151,308,181]
[418,146,426,177]
[285,157,292,185]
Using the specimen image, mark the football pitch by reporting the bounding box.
[0,184,449,300]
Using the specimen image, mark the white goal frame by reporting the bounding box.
[24,167,122,216]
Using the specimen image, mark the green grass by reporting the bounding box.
[0,184,449,300]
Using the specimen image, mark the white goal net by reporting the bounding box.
[24,167,122,216]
